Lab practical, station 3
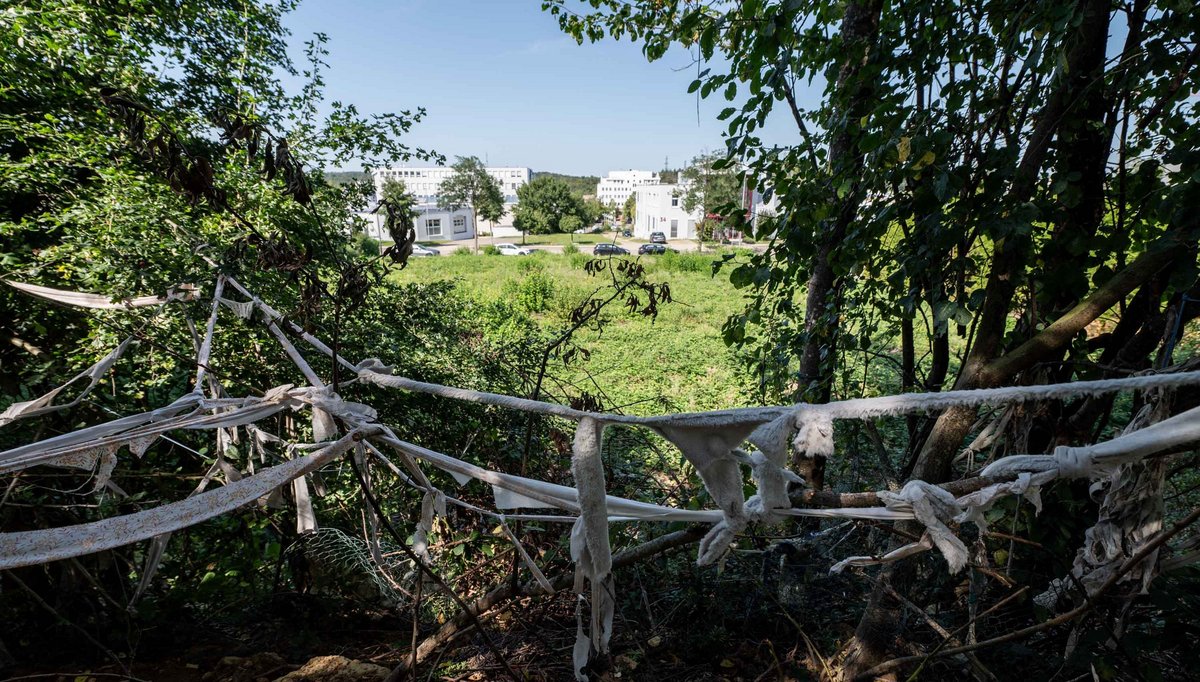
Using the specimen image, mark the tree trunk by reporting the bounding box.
[798,0,885,401]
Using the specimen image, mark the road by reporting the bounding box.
[428,232,764,255]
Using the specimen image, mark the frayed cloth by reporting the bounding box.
[0,337,133,428]
[6,280,198,309]
[570,417,613,681]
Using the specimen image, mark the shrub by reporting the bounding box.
[353,232,382,259]
[517,257,545,274]
[453,246,472,256]
[561,243,579,255]
[482,245,501,256]
[657,250,714,274]
[513,270,556,313]
[567,252,590,270]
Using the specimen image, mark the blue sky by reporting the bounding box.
[283,0,810,176]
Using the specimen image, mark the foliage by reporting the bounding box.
[530,171,599,198]
[439,155,504,225]
[380,178,419,216]
[559,214,584,234]
[679,151,742,217]
[513,176,589,234]
[481,244,501,256]
[623,192,637,224]
[546,0,1200,677]
[561,242,580,256]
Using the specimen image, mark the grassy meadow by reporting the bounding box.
[393,250,758,414]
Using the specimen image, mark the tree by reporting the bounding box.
[679,151,742,216]
[559,214,583,241]
[440,156,503,253]
[512,176,588,235]
[622,193,636,225]
[548,0,1200,677]
[582,198,606,225]
[679,152,743,251]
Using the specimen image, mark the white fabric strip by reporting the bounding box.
[6,280,198,309]
[357,361,1200,427]
[0,336,133,427]
[0,428,377,570]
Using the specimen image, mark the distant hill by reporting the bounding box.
[532,171,599,198]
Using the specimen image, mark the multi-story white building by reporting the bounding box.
[356,205,476,243]
[632,184,702,241]
[371,165,532,237]
[596,170,660,206]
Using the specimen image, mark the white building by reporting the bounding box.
[632,184,702,241]
[596,170,660,206]
[372,165,532,236]
[355,204,476,243]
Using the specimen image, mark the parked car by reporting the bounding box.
[621,229,632,237]
[410,244,440,257]
[649,231,667,244]
[496,243,533,256]
[592,243,629,256]
[637,243,672,255]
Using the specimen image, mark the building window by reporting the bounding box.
[671,197,679,207]
[453,216,467,233]
[426,218,442,237]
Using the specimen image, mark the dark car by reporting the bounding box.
[649,231,667,244]
[592,243,629,256]
[638,243,668,255]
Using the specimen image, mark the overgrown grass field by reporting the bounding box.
[394,250,757,414]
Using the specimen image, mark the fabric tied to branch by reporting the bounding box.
[792,408,834,458]
[5,280,197,309]
[0,337,133,427]
[740,413,804,524]
[653,418,763,565]
[880,480,969,573]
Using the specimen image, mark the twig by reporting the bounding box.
[857,506,1200,680]
[4,571,130,676]
[346,454,522,682]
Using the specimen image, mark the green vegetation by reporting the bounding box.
[439,155,504,252]
[513,176,591,234]
[530,171,598,198]
[396,251,752,412]
[548,0,1200,679]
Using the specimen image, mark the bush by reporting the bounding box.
[453,246,472,256]
[507,270,556,313]
[353,232,382,259]
[482,245,501,256]
[517,257,545,274]
[656,250,714,274]
[561,243,579,255]
[567,252,590,270]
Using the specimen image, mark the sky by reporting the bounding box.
[283,0,810,176]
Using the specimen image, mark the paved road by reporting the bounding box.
[428,233,762,255]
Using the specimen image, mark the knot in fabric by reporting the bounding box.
[1052,445,1095,479]
[879,480,969,573]
[792,408,834,458]
[355,358,393,375]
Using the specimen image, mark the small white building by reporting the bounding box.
[372,165,532,232]
[597,170,660,206]
[355,205,476,243]
[632,184,702,241]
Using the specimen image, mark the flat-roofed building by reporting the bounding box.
[371,165,531,236]
[596,170,659,206]
[631,184,701,241]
